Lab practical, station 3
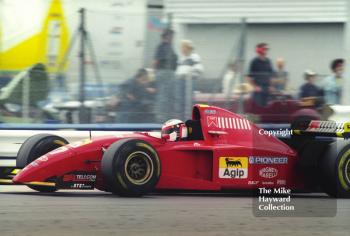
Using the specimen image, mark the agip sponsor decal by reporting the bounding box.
[259,167,278,179]
[219,157,248,179]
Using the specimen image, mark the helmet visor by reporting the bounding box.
[162,127,175,135]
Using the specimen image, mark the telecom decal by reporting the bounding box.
[219,157,248,179]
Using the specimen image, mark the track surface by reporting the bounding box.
[0,186,350,236]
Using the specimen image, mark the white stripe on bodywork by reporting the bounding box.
[232,118,236,129]
[236,119,240,129]
[221,118,225,128]
[245,120,251,130]
[240,119,244,130]
[242,119,247,129]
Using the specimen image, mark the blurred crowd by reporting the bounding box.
[109,28,344,123]
[109,28,204,123]
[247,42,343,107]
[0,27,344,124]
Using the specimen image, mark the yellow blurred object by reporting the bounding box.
[233,83,254,94]
[0,0,69,72]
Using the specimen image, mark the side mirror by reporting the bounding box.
[161,133,170,140]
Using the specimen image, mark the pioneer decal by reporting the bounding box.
[219,157,248,179]
[249,156,288,165]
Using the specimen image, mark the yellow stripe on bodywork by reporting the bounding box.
[0,179,55,187]
[336,132,343,138]
[11,169,21,175]
[197,104,209,107]
[24,181,56,187]
[343,122,350,133]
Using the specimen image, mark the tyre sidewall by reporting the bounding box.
[321,140,350,198]
[16,134,68,192]
[17,134,68,168]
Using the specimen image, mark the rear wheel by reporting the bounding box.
[17,134,69,192]
[320,140,350,198]
[101,139,161,197]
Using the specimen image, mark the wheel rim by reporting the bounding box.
[124,151,153,185]
[345,158,350,185]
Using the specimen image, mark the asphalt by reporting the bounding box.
[0,186,349,236]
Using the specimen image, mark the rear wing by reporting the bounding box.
[292,120,350,139]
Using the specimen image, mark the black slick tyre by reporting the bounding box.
[320,140,350,198]
[16,133,69,192]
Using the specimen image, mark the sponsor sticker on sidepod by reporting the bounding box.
[259,167,278,179]
[249,156,288,164]
[219,157,248,179]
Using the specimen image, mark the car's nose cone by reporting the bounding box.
[13,147,75,184]
[13,161,42,183]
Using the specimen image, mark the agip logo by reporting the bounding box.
[219,157,248,179]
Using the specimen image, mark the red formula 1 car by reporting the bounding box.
[0,104,350,198]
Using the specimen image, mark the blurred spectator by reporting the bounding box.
[299,70,323,99]
[273,57,288,92]
[175,39,203,120]
[116,68,156,123]
[323,58,344,104]
[153,29,178,122]
[248,43,275,106]
[222,62,238,96]
[176,40,203,78]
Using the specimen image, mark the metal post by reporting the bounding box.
[343,2,350,105]
[167,13,173,30]
[22,72,30,120]
[184,72,193,119]
[237,18,247,114]
[78,8,89,122]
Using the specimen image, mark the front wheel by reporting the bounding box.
[101,139,161,197]
[16,134,69,192]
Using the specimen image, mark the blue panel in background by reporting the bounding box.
[0,123,162,131]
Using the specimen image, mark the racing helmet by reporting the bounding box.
[161,119,188,141]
